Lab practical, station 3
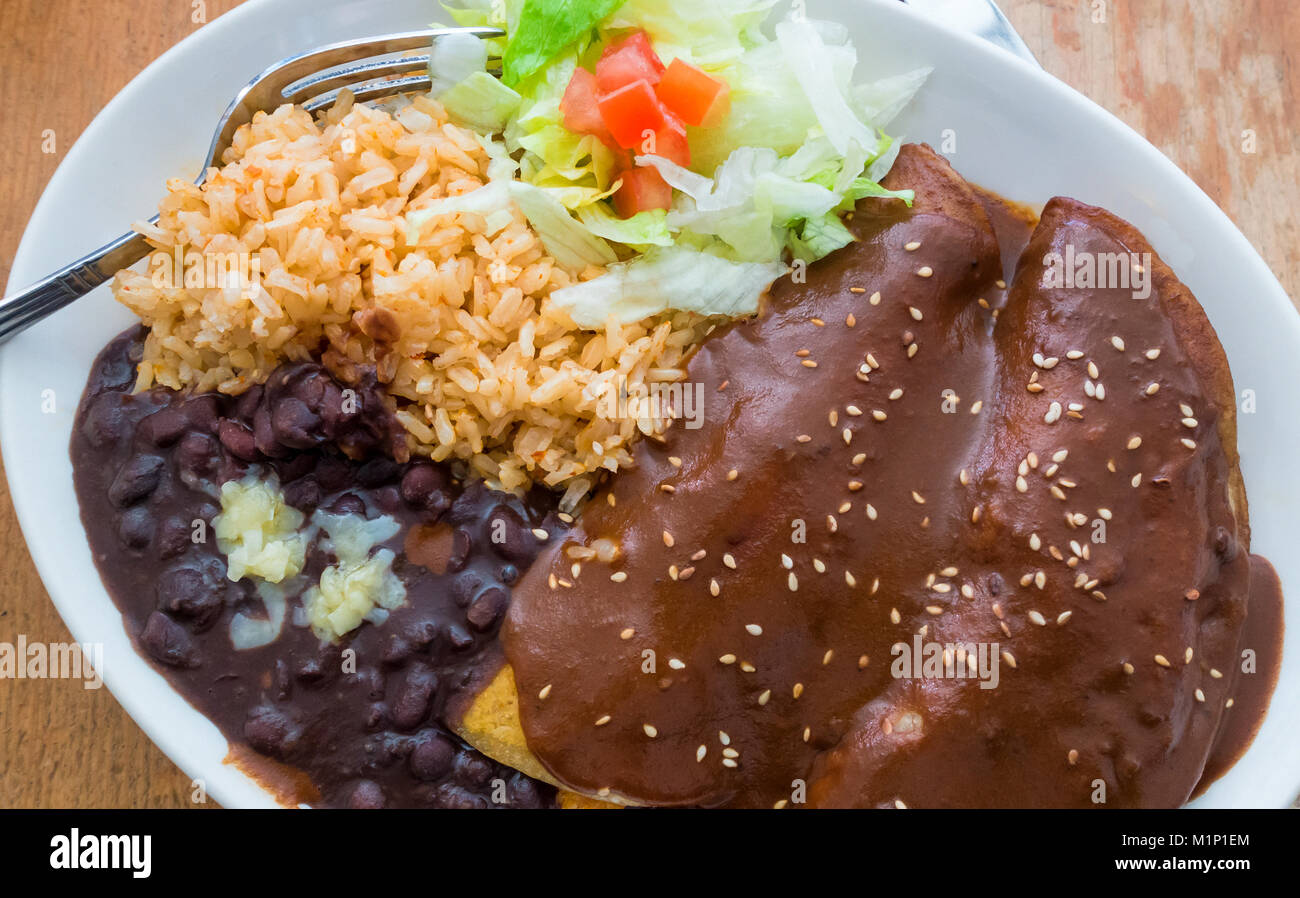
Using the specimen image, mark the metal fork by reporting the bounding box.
[0,26,503,344]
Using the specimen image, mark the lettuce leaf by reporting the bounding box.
[548,245,788,327]
[502,0,629,86]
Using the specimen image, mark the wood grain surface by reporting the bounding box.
[0,0,1295,809]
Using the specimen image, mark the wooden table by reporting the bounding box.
[0,0,1295,808]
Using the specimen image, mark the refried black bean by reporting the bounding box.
[71,327,561,808]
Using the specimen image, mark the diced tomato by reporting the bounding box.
[644,111,690,166]
[655,58,732,128]
[595,30,666,93]
[597,79,666,149]
[561,66,614,144]
[614,166,674,218]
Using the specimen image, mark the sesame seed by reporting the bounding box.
[662,530,674,547]
[850,286,866,294]
[696,745,707,761]
[757,689,772,706]
[539,684,552,700]
[1181,438,1197,450]
[846,405,863,416]
[793,683,804,699]
[719,654,736,665]
[846,314,857,327]
[781,554,793,570]
[1110,336,1126,351]
[596,715,612,726]
[870,291,882,305]
[873,410,888,421]
[1154,654,1171,668]
[845,571,858,587]
[909,306,924,321]
[643,724,658,738]
[890,608,901,624]
[532,528,549,540]
[610,571,628,583]
[745,624,763,636]
[710,578,721,596]
[917,266,934,278]
[723,553,737,569]
[1122,662,1135,675]
[668,658,685,670]
[1195,688,1206,703]
[788,572,799,592]
[1057,611,1073,625]
[1045,402,1062,424]
[1068,749,1079,765]
[904,241,922,251]
[620,628,635,640]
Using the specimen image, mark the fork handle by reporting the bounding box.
[0,229,153,344]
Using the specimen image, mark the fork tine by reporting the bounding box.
[207,27,503,164]
[283,53,431,107]
[302,74,435,113]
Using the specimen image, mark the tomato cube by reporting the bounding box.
[561,66,613,142]
[596,30,666,93]
[597,79,667,149]
[645,112,690,166]
[655,58,732,128]
[614,166,674,218]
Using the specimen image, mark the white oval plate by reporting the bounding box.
[3,0,1296,809]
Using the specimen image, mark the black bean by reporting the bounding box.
[400,464,451,515]
[139,612,199,668]
[252,405,288,459]
[282,477,321,514]
[390,663,438,731]
[372,485,402,515]
[138,406,188,447]
[357,458,401,488]
[217,420,259,461]
[108,455,166,507]
[453,750,494,787]
[451,570,485,608]
[270,396,325,450]
[295,640,341,686]
[81,395,128,448]
[446,623,473,651]
[409,732,457,781]
[425,783,487,810]
[466,586,509,632]
[485,506,537,565]
[175,432,219,480]
[326,493,366,517]
[380,633,413,666]
[232,384,264,424]
[401,619,440,650]
[313,454,351,493]
[243,705,301,759]
[274,451,318,484]
[155,557,227,630]
[182,394,220,434]
[156,517,192,560]
[506,772,546,809]
[117,507,154,549]
[447,528,472,573]
[347,780,387,809]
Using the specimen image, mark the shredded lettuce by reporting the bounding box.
[507,181,619,268]
[439,71,522,132]
[549,246,788,326]
[431,0,933,325]
[501,0,629,86]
